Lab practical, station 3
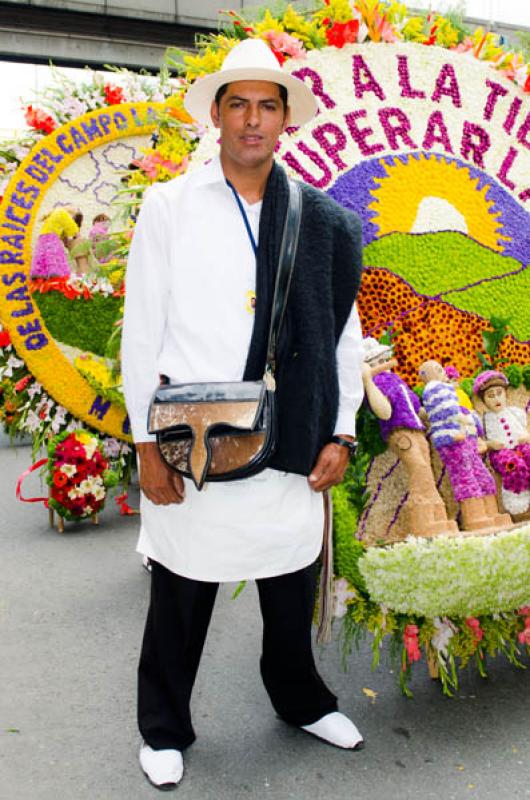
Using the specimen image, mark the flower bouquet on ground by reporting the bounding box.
[47,429,119,523]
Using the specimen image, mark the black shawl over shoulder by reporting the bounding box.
[242,162,362,476]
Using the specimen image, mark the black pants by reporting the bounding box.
[138,560,338,750]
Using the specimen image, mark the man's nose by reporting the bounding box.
[245,105,260,126]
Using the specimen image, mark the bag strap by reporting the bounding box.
[265,179,302,384]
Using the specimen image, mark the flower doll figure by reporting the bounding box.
[473,370,530,516]
[30,207,79,278]
[419,360,510,532]
[66,209,97,276]
[89,213,111,264]
[362,339,457,538]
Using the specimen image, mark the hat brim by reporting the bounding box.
[184,66,318,128]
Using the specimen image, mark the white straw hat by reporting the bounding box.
[363,337,394,363]
[184,38,318,127]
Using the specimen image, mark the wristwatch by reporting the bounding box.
[330,435,357,454]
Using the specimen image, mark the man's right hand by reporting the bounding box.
[136,442,186,505]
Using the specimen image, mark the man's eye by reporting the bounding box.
[263,104,277,111]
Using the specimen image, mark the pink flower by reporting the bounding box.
[133,152,188,180]
[263,31,306,61]
[518,627,530,646]
[518,606,530,616]
[465,617,484,642]
[453,36,475,54]
[444,365,460,380]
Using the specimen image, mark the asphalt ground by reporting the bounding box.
[1,443,529,800]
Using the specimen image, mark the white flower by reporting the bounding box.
[51,405,68,434]
[103,437,121,458]
[83,439,98,460]
[22,409,41,433]
[27,382,42,400]
[332,577,357,619]
[1,354,24,378]
[62,95,88,118]
[60,464,77,477]
[80,476,104,496]
[431,617,456,657]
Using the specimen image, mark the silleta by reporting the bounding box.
[279,54,530,203]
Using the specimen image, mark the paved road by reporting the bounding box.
[1,444,529,800]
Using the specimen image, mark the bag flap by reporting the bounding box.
[152,380,265,405]
[148,381,266,434]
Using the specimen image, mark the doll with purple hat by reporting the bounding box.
[473,370,530,516]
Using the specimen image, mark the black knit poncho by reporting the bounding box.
[242,161,363,476]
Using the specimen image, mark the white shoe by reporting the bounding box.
[301,712,364,750]
[139,743,184,790]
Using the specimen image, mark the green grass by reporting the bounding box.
[364,231,530,340]
[33,292,122,356]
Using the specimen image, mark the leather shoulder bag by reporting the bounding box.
[147,178,302,490]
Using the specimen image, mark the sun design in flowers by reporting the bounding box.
[368,154,509,252]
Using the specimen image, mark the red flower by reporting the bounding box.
[272,49,286,65]
[24,105,57,134]
[104,84,126,106]
[53,472,68,488]
[403,624,421,664]
[0,329,11,347]
[14,375,31,393]
[465,617,484,642]
[325,19,359,48]
[525,74,530,93]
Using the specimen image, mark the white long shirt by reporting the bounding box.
[121,156,364,581]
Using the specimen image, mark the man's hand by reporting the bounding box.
[137,442,186,505]
[308,440,352,492]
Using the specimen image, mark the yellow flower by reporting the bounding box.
[255,9,285,35]
[281,5,327,49]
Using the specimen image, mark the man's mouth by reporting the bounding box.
[241,135,263,144]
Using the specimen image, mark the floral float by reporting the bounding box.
[1,1,530,691]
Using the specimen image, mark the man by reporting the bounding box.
[122,38,365,791]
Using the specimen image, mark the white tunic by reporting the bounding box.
[121,157,364,582]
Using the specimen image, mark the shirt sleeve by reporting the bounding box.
[333,302,365,437]
[121,186,171,443]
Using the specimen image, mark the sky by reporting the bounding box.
[0,0,530,135]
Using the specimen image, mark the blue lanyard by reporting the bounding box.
[226,179,258,256]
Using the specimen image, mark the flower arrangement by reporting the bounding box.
[47,429,119,520]
[334,541,530,696]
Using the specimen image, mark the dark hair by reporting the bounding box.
[72,211,83,227]
[214,82,288,112]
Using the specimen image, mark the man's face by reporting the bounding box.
[210,80,290,170]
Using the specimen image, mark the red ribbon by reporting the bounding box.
[16,458,50,506]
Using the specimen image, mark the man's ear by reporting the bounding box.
[281,105,292,133]
[210,100,221,129]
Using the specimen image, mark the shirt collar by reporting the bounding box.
[192,155,226,188]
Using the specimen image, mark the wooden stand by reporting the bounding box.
[425,645,440,680]
[48,497,99,533]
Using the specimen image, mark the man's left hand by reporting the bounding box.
[308,441,352,492]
